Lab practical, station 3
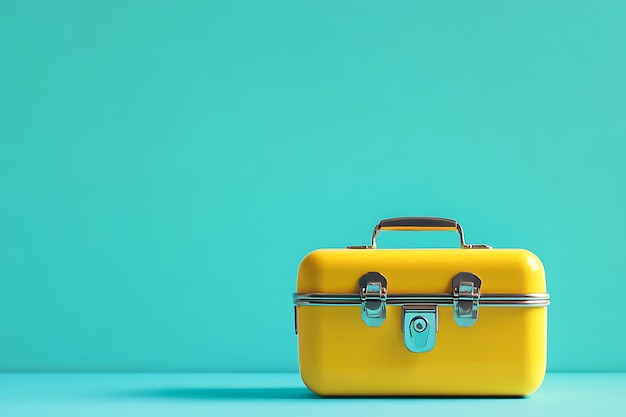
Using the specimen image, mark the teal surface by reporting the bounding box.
[1,1,625,372]
[0,373,624,417]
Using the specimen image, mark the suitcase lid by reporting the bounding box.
[294,217,550,330]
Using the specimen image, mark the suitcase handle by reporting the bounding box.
[372,217,486,249]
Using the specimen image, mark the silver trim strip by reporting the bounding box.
[293,292,550,307]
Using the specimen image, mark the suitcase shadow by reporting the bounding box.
[124,387,318,400]
[122,388,521,401]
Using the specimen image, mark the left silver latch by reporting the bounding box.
[359,272,387,327]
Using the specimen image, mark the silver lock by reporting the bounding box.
[402,305,438,353]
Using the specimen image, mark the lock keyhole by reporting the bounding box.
[412,317,428,333]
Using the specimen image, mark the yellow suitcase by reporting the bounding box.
[293,217,550,396]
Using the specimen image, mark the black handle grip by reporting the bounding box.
[377,217,458,230]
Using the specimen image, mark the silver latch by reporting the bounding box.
[402,304,438,353]
[452,272,482,327]
[359,272,387,327]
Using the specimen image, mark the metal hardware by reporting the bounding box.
[402,305,438,353]
[452,272,482,327]
[359,272,388,327]
[412,317,428,333]
[363,217,491,249]
[293,292,550,307]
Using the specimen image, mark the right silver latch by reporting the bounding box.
[452,272,482,327]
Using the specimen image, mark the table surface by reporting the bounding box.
[0,373,623,417]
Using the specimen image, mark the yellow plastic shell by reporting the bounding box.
[296,248,548,396]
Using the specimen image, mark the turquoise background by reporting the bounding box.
[0,0,624,372]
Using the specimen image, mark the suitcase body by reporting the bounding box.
[293,217,549,396]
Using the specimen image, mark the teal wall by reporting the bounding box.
[1,1,624,372]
